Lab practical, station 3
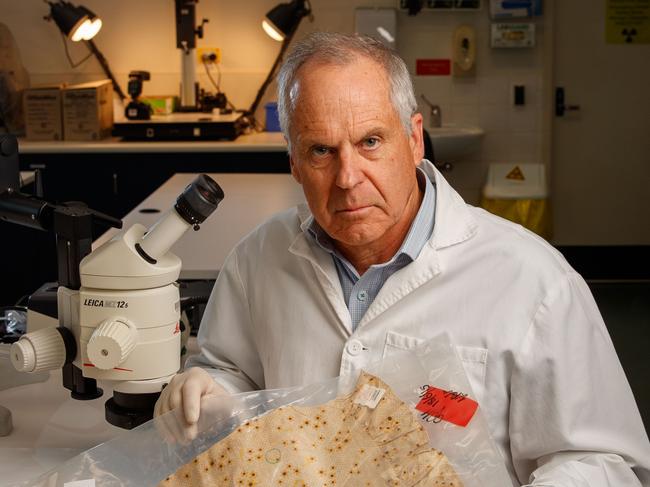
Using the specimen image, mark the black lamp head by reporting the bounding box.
[47,1,102,42]
[263,0,311,41]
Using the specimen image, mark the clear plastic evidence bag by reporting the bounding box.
[17,334,513,487]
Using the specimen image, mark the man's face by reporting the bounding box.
[289,56,424,253]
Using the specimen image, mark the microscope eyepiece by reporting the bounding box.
[175,174,224,226]
[137,174,223,263]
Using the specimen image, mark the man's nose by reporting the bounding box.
[335,146,364,189]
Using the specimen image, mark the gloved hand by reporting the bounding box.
[154,367,230,441]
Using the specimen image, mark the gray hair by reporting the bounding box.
[276,32,417,146]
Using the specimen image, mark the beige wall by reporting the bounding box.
[0,0,548,207]
[8,2,647,245]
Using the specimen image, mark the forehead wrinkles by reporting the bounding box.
[291,63,392,145]
[294,98,384,147]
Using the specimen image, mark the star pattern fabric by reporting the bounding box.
[159,372,463,486]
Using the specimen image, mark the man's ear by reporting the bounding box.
[409,113,425,165]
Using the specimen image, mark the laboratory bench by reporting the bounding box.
[16,132,290,219]
[93,172,305,279]
[2,133,290,306]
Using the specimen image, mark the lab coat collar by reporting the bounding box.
[419,159,478,250]
[295,159,478,251]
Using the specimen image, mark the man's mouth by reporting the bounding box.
[337,205,372,214]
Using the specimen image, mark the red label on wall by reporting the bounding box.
[416,59,451,76]
[415,385,478,427]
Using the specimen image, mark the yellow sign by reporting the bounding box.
[506,166,526,181]
[606,0,650,44]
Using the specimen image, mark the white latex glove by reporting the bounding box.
[154,367,228,425]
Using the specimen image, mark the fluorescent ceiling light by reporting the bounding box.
[376,26,394,44]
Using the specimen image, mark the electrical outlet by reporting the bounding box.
[197,47,221,64]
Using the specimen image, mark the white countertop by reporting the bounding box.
[18,131,287,154]
[0,367,121,485]
[94,172,306,279]
[0,338,204,485]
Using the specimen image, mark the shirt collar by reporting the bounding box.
[305,167,436,264]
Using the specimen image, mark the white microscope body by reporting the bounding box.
[10,174,223,428]
[77,216,185,392]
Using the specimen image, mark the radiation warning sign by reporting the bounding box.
[606,0,650,44]
[505,166,526,181]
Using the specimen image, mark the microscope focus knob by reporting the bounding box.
[87,319,137,370]
[10,327,67,373]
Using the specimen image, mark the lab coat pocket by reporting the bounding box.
[382,331,426,354]
[456,345,488,405]
[383,332,487,404]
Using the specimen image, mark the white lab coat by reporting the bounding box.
[188,160,650,486]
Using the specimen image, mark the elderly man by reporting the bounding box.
[155,33,650,485]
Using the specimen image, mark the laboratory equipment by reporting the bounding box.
[125,70,153,120]
[0,133,224,428]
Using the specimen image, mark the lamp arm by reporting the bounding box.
[247,31,295,117]
[85,39,127,101]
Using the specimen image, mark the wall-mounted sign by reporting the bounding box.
[416,59,451,75]
[491,23,535,48]
[606,0,650,44]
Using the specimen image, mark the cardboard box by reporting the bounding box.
[62,80,114,140]
[23,84,65,141]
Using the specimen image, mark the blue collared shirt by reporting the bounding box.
[306,168,436,331]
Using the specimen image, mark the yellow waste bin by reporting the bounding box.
[480,163,552,240]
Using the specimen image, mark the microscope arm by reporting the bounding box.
[2,134,123,399]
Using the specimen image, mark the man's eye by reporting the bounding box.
[311,146,330,157]
[363,137,380,149]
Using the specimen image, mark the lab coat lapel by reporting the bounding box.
[357,242,441,328]
[288,205,352,338]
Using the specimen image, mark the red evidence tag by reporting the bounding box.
[415,385,478,427]
[416,59,451,76]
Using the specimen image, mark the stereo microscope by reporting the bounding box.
[1,134,224,428]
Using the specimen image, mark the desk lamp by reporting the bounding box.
[44,1,126,100]
[248,0,312,119]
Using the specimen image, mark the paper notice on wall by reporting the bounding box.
[606,0,650,44]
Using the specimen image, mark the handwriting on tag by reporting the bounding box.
[415,385,478,427]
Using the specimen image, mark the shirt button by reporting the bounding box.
[357,290,368,302]
[346,339,363,356]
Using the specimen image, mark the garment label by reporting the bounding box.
[354,384,385,409]
[415,385,478,427]
[64,480,95,487]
